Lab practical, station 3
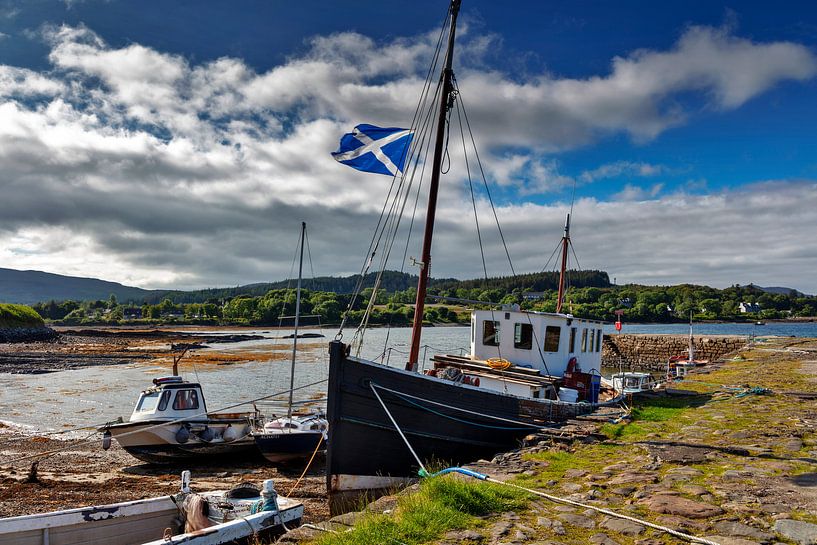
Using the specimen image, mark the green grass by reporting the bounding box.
[0,303,45,328]
[312,476,530,545]
[519,444,628,483]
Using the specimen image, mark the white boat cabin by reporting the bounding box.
[130,376,208,422]
[470,308,604,377]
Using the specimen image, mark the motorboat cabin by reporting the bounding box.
[609,372,659,395]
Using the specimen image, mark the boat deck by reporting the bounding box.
[431,354,563,388]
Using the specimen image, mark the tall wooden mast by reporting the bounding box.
[556,214,570,314]
[407,0,461,371]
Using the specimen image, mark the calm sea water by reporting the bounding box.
[1,321,814,433]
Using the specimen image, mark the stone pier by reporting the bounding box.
[602,334,746,371]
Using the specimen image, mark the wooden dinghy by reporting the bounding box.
[0,472,303,545]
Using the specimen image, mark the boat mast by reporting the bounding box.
[556,214,571,314]
[407,0,462,371]
[287,221,306,420]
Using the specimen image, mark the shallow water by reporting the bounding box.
[1,321,813,433]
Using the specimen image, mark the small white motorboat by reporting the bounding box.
[0,471,303,545]
[609,372,660,395]
[101,376,258,464]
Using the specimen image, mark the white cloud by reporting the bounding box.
[611,183,665,201]
[0,23,815,292]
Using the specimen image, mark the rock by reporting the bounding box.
[712,521,774,541]
[561,482,584,493]
[558,513,596,529]
[608,472,657,486]
[278,525,324,543]
[600,516,645,536]
[365,494,398,513]
[783,438,804,452]
[703,537,761,545]
[639,495,724,518]
[589,533,621,545]
[722,470,751,481]
[609,486,636,496]
[679,484,709,496]
[537,517,567,535]
[490,521,514,540]
[564,469,589,478]
[444,529,484,542]
[330,510,364,526]
[760,503,790,514]
[774,519,817,544]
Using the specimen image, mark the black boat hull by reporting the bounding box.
[254,431,324,463]
[325,340,591,513]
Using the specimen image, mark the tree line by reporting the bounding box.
[29,273,817,326]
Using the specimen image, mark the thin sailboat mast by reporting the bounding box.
[556,214,571,314]
[407,0,462,371]
[287,221,306,420]
[688,310,694,363]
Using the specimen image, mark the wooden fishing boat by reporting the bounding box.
[0,472,303,545]
[324,0,629,513]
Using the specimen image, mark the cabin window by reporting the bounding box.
[596,329,603,352]
[581,329,588,352]
[589,330,595,353]
[173,389,200,411]
[514,323,533,350]
[471,318,476,343]
[543,326,561,352]
[136,391,162,412]
[569,327,577,353]
[482,320,500,346]
[157,390,172,411]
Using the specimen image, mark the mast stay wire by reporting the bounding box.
[350,10,452,354]
[341,8,450,346]
[453,87,553,376]
[351,78,443,355]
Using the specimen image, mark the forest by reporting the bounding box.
[29,270,817,326]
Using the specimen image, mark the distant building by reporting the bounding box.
[618,297,633,308]
[123,307,142,320]
[522,292,546,301]
[739,302,761,313]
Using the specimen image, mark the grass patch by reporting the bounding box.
[519,444,628,483]
[0,303,44,328]
[312,476,530,545]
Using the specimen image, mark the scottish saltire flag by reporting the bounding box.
[332,124,414,176]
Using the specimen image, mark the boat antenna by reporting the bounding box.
[688,309,694,363]
[287,221,306,421]
[407,0,461,371]
[556,213,571,314]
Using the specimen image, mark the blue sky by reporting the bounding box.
[1,0,816,292]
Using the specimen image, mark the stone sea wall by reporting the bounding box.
[602,334,746,371]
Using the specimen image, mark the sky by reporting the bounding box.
[1,0,816,293]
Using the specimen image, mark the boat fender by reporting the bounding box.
[176,425,190,444]
[222,424,239,442]
[198,426,214,442]
[182,494,215,533]
[102,430,111,450]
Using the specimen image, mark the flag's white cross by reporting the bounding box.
[334,128,412,176]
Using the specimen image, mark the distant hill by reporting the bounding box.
[747,284,809,297]
[0,268,163,305]
[0,266,611,306]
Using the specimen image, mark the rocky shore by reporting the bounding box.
[0,326,58,344]
[289,337,817,545]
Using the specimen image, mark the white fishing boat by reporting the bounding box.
[100,373,257,464]
[0,472,303,545]
[253,222,328,463]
